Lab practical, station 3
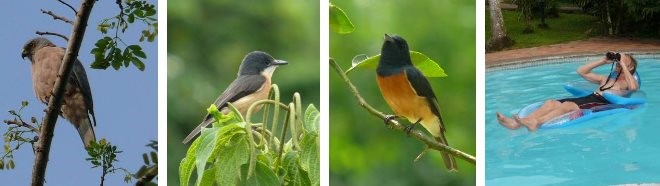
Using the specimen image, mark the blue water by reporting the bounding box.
[486,55,660,186]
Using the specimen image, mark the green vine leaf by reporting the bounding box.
[346,51,448,77]
[329,3,355,34]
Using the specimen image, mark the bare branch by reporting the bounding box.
[3,119,39,133]
[40,9,73,24]
[329,59,476,164]
[31,0,97,185]
[57,0,78,14]
[35,31,69,41]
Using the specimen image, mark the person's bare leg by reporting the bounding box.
[526,100,561,119]
[515,100,562,130]
[517,102,580,131]
[497,112,522,129]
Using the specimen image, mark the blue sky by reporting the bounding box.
[0,1,158,185]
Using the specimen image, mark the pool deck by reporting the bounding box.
[486,37,660,68]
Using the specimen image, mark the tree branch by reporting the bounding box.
[35,31,69,41]
[40,9,73,24]
[56,0,78,15]
[3,119,39,133]
[31,0,97,185]
[329,59,476,164]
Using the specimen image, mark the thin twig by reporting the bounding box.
[35,31,69,41]
[329,59,476,164]
[31,0,97,185]
[40,9,73,24]
[3,119,39,133]
[56,0,78,14]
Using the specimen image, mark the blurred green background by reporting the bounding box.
[330,0,476,185]
[167,0,319,185]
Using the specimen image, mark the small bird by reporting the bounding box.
[21,37,96,148]
[182,51,287,144]
[376,34,457,171]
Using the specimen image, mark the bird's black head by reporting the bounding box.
[378,34,412,74]
[238,51,288,76]
[22,37,55,62]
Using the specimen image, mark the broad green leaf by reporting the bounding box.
[179,137,202,186]
[299,133,319,186]
[200,167,216,186]
[241,161,280,185]
[345,51,448,77]
[131,57,146,71]
[282,152,312,186]
[214,136,249,186]
[303,104,319,134]
[329,4,355,34]
[194,127,220,185]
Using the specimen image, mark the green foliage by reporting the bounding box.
[329,3,355,34]
[86,139,131,185]
[330,0,475,185]
[346,51,448,78]
[167,1,320,185]
[179,88,320,186]
[133,140,158,185]
[91,0,157,71]
[485,9,599,49]
[1,101,40,171]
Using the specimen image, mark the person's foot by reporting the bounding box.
[514,115,538,132]
[496,112,521,129]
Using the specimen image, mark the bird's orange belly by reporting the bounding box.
[376,73,435,124]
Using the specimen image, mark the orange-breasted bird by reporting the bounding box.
[182,51,287,144]
[376,34,457,171]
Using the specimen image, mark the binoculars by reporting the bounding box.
[606,52,621,61]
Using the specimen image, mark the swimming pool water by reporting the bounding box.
[486,55,660,185]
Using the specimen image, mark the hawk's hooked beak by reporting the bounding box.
[384,34,394,42]
[21,49,28,59]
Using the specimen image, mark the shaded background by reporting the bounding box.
[167,0,320,185]
[0,0,158,185]
[330,0,476,185]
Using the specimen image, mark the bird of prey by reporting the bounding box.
[21,37,96,148]
[182,51,287,144]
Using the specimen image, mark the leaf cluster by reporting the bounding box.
[92,0,157,71]
[179,85,320,186]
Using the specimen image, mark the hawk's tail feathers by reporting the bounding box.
[77,118,96,148]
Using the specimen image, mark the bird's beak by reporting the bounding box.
[21,49,27,59]
[271,59,288,66]
[384,34,394,42]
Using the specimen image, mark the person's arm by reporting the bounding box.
[577,57,608,84]
[617,59,639,91]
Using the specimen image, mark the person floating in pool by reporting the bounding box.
[496,52,639,131]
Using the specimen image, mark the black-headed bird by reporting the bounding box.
[376,34,457,171]
[182,51,287,144]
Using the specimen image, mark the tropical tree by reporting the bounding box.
[487,0,515,52]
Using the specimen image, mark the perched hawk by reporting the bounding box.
[21,37,96,148]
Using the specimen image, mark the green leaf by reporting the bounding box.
[200,167,216,186]
[131,57,146,71]
[133,50,147,59]
[329,4,355,34]
[303,104,320,134]
[179,131,201,186]
[299,133,319,186]
[193,127,221,185]
[214,136,249,186]
[241,161,280,185]
[128,13,135,23]
[345,51,448,77]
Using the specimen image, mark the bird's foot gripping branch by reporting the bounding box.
[179,84,320,186]
[330,59,476,165]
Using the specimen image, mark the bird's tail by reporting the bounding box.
[76,118,96,148]
[435,135,458,171]
[182,119,213,144]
